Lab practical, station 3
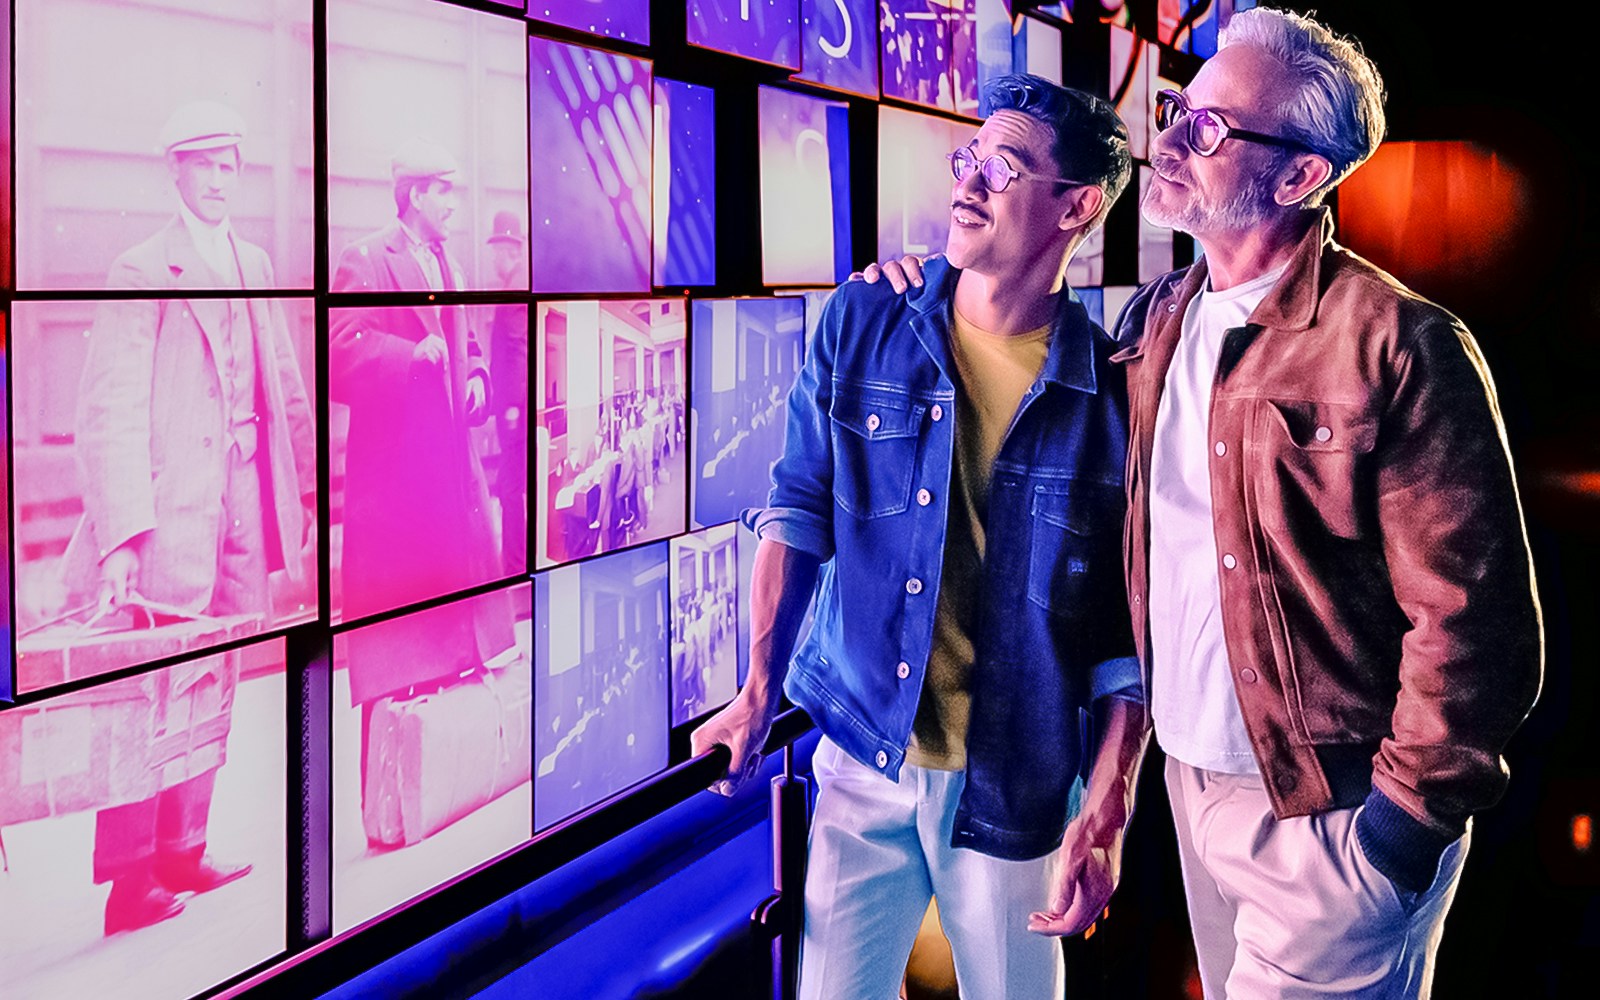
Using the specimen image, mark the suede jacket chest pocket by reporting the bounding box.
[830,388,926,519]
[1254,398,1379,541]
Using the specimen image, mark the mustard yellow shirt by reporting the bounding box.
[907,306,1052,770]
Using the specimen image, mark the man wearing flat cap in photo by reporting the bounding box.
[69,100,317,935]
[330,138,513,843]
[486,210,528,571]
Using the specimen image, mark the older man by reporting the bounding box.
[694,75,1145,999]
[1118,10,1541,997]
[70,101,317,934]
[866,10,1542,995]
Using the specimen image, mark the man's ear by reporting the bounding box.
[1275,153,1334,208]
[1059,185,1105,232]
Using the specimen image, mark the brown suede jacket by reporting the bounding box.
[1111,209,1543,891]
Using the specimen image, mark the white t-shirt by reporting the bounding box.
[1148,263,1288,773]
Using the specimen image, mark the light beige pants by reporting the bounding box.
[1165,756,1470,999]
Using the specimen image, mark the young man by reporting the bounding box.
[691,76,1145,998]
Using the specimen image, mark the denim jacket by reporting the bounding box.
[744,257,1139,861]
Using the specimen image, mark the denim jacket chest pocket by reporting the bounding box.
[1026,482,1119,617]
[1253,398,1380,541]
[830,389,927,519]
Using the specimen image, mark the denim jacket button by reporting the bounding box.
[1315,425,1332,443]
[876,751,889,768]
[866,413,881,432]
[1214,440,1227,457]
[896,661,911,679]
[930,404,944,422]
[1222,553,1237,570]
[905,578,924,595]
[916,488,932,506]
[1240,667,1259,684]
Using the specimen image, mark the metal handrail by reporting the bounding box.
[226,708,815,999]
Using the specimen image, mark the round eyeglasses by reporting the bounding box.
[946,146,1085,193]
[1153,88,1315,158]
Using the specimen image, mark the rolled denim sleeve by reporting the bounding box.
[739,288,844,562]
[1089,655,1142,703]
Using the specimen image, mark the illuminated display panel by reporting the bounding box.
[1,313,9,702]
[670,525,740,726]
[686,0,802,70]
[534,545,671,830]
[795,0,879,98]
[328,304,528,625]
[530,0,651,44]
[1016,11,1065,85]
[0,639,287,996]
[327,0,530,293]
[881,0,954,111]
[332,583,533,933]
[690,297,806,529]
[9,299,318,693]
[759,87,854,286]
[535,300,688,569]
[653,78,718,288]
[529,37,654,294]
[12,0,315,292]
[1110,25,1155,161]
[877,106,971,263]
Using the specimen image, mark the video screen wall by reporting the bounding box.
[0,0,1202,994]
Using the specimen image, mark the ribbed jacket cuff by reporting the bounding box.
[1355,788,1457,895]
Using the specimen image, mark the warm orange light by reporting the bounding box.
[1575,814,1593,853]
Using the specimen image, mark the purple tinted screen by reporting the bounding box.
[329,303,528,624]
[878,106,969,262]
[796,0,879,97]
[881,0,954,111]
[759,87,853,285]
[654,79,717,287]
[534,545,671,829]
[10,299,317,692]
[529,38,653,293]
[691,297,806,529]
[0,640,287,996]
[530,0,651,43]
[687,0,802,70]
[671,525,740,726]
[332,584,533,932]
[535,300,688,568]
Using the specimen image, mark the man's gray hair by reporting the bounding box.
[1221,7,1386,206]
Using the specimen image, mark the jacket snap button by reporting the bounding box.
[931,404,944,422]
[876,751,889,768]
[1214,441,1227,457]
[1167,303,1178,313]
[897,661,911,679]
[1315,425,1332,443]
[1222,553,1237,570]
[1240,667,1259,684]
[866,413,881,432]
[1276,773,1298,794]
[916,488,932,506]
[905,578,923,595]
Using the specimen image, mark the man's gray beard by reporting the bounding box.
[1140,179,1278,235]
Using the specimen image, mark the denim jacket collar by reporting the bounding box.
[905,256,1101,396]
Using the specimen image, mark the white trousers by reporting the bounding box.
[799,737,1065,1000]
[1165,756,1470,999]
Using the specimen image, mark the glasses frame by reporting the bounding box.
[1154,88,1316,158]
[946,146,1086,193]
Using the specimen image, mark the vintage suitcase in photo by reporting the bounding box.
[362,663,534,848]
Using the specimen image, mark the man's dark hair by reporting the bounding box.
[980,74,1132,229]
